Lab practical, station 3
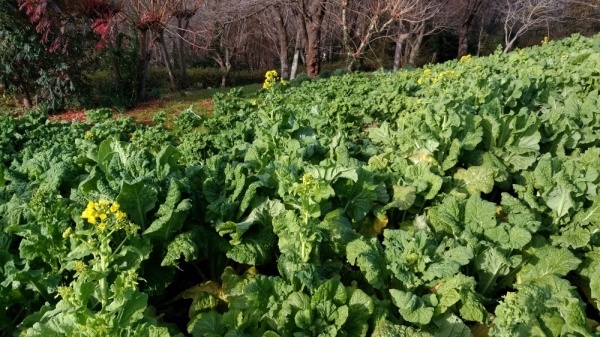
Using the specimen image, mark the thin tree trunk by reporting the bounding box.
[457,0,484,59]
[157,29,178,92]
[393,39,403,72]
[477,17,485,56]
[290,30,301,80]
[110,53,122,93]
[342,0,353,71]
[220,49,231,87]
[457,23,470,59]
[136,28,151,102]
[176,17,190,89]
[408,25,425,65]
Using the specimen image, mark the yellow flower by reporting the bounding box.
[99,213,107,220]
[74,261,87,273]
[81,207,98,223]
[98,222,106,230]
[110,202,120,212]
[423,69,431,76]
[99,200,110,206]
[116,211,126,220]
[417,77,423,85]
[62,227,73,239]
[84,131,93,139]
[460,54,472,63]
[541,36,549,45]
[263,70,280,90]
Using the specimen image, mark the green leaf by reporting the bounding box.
[551,227,591,249]
[144,179,191,241]
[573,196,600,226]
[117,180,158,229]
[519,246,581,283]
[225,225,277,265]
[346,237,387,290]
[546,184,575,219]
[156,145,182,181]
[0,163,5,187]
[161,230,200,267]
[312,279,347,308]
[24,313,78,336]
[188,310,224,337]
[452,165,495,196]
[433,312,472,337]
[344,288,374,337]
[383,185,416,211]
[464,195,497,235]
[389,289,434,325]
[113,291,148,327]
[474,248,511,295]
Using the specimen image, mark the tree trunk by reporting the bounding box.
[110,53,122,93]
[305,22,321,78]
[157,29,178,92]
[220,49,231,87]
[271,6,290,79]
[457,23,470,59]
[457,0,484,59]
[342,0,353,71]
[136,28,151,102]
[301,0,326,78]
[176,17,190,89]
[393,39,403,72]
[408,25,425,65]
[290,31,301,80]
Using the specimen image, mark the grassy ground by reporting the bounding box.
[43,83,263,124]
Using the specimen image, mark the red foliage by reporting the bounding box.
[18,0,61,49]
[18,0,122,52]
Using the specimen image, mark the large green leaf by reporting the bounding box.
[144,179,191,242]
[117,180,158,229]
[452,165,495,196]
[389,289,434,325]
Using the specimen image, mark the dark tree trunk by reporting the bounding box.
[136,28,151,102]
[305,22,321,78]
[298,0,325,78]
[110,53,122,93]
[457,0,484,59]
[271,6,290,79]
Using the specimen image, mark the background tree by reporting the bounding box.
[455,0,486,58]
[496,0,573,52]
[292,0,327,78]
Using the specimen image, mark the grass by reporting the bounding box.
[33,83,263,124]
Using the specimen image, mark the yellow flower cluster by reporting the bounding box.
[541,36,549,45]
[459,54,472,63]
[263,70,280,90]
[84,131,93,139]
[81,200,126,231]
[417,69,457,85]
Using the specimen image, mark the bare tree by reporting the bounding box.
[340,0,421,72]
[391,0,450,70]
[172,0,201,88]
[496,0,572,53]
[291,0,327,78]
[455,0,486,58]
